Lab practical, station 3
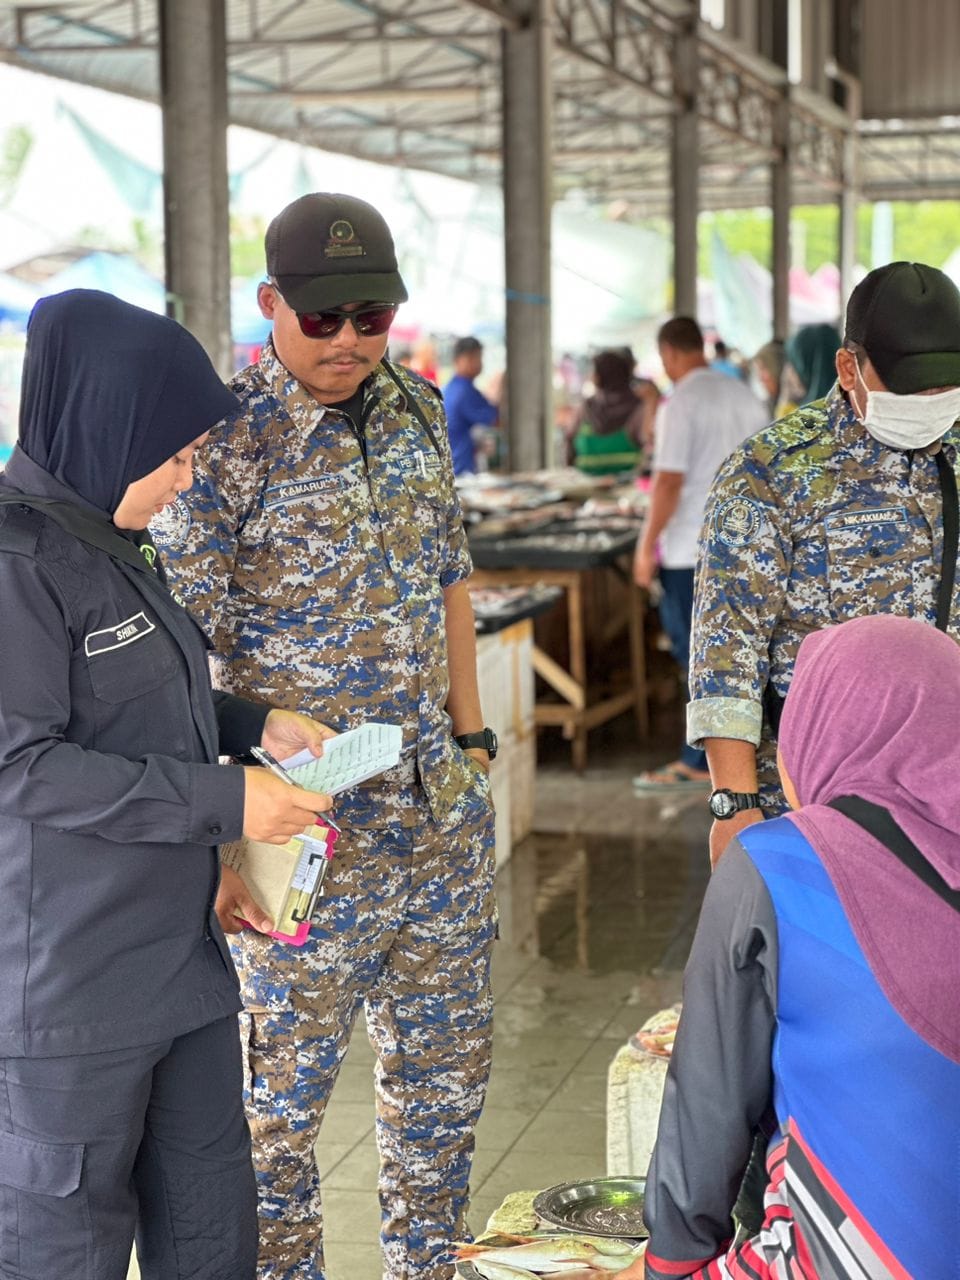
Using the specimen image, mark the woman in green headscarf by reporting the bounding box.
[780,322,842,410]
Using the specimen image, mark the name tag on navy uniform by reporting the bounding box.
[832,506,907,530]
[84,611,156,656]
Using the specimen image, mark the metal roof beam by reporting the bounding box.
[14,0,154,48]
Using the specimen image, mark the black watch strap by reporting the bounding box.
[709,788,762,819]
[454,728,498,759]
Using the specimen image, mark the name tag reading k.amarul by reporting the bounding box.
[264,478,341,509]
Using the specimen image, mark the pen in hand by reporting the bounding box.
[250,747,342,834]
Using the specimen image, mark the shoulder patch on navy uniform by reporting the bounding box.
[750,405,831,466]
[715,496,763,547]
[150,497,192,547]
[0,501,43,557]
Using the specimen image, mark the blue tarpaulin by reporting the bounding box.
[0,273,38,327]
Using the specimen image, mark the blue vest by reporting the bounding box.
[741,817,958,1279]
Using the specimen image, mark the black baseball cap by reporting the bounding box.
[844,261,960,393]
[265,193,408,313]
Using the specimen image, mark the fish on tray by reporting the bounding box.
[454,1233,644,1279]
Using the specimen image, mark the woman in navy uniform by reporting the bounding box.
[0,290,331,1280]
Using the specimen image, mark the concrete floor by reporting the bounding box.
[129,706,712,1280]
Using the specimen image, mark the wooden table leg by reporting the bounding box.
[567,574,588,772]
[627,581,649,737]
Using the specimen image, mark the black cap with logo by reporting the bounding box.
[844,261,960,393]
[265,193,409,314]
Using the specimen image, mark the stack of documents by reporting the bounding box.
[280,722,403,794]
[220,820,338,946]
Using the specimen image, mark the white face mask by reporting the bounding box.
[856,363,960,450]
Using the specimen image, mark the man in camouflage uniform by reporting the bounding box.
[689,261,960,864]
[153,193,497,1280]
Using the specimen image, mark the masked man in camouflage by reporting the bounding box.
[690,261,960,866]
[153,193,497,1280]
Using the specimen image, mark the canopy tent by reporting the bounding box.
[38,251,167,313]
[707,232,844,356]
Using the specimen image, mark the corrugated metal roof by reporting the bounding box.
[860,0,960,120]
[1,0,957,211]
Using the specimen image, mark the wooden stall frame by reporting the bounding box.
[469,561,648,773]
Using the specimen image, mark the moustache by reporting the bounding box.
[318,355,370,367]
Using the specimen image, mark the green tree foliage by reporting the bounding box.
[698,201,960,275]
[230,214,268,278]
[889,202,960,268]
[0,124,33,205]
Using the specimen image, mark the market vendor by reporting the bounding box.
[567,349,659,476]
[615,614,960,1280]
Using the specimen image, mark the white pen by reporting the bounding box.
[250,746,342,834]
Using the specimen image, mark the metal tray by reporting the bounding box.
[532,1177,647,1239]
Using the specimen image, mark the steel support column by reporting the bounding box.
[837,75,861,316]
[501,0,554,470]
[771,94,791,341]
[768,0,790,341]
[837,134,858,318]
[159,0,232,376]
[671,7,698,318]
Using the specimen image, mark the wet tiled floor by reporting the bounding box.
[128,710,711,1280]
[321,712,712,1279]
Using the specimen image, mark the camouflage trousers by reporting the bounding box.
[234,785,497,1280]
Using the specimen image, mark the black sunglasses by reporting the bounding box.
[295,304,398,340]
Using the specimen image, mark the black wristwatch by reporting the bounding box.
[454,728,498,760]
[709,788,762,820]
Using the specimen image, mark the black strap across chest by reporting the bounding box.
[765,448,960,737]
[934,447,958,631]
[0,494,152,575]
[381,360,442,459]
[827,794,960,914]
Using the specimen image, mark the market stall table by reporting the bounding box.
[468,523,648,773]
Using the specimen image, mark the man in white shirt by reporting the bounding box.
[634,316,768,790]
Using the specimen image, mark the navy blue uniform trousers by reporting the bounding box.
[0,1016,256,1280]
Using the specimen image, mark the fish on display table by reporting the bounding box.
[455,1233,644,1278]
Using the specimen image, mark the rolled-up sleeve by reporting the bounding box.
[687,451,791,748]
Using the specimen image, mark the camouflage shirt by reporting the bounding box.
[689,385,960,806]
[153,340,476,828]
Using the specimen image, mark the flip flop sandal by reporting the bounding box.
[632,763,712,792]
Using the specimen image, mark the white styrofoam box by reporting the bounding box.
[606,1042,669,1177]
[507,729,537,845]
[514,625,536,734]
[487,736,514,869]
[476,633,514,746]
[476,619,536,743]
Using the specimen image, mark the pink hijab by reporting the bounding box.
[780,614,960,1063]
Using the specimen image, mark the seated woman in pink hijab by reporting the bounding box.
[617,614,960,1280]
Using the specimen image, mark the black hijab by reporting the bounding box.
[18,289,238,515]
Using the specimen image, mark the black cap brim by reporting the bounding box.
[276,271,408,314]
[876,349,960,394]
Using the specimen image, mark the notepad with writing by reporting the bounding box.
[220,820,339,945]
